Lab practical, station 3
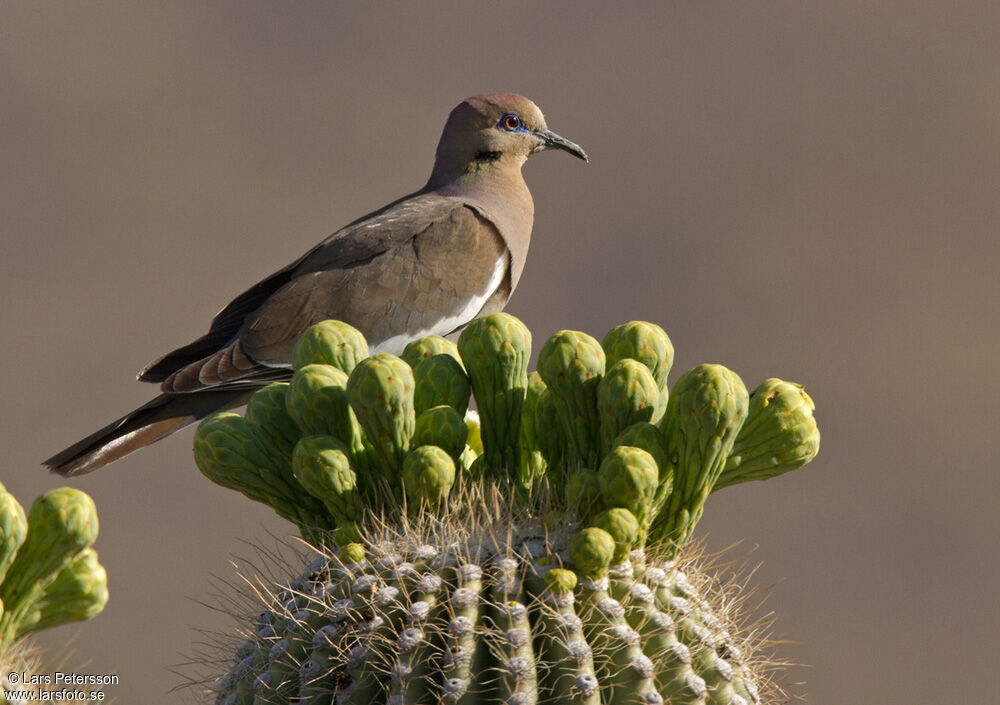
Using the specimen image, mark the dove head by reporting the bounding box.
[429,93,587,186]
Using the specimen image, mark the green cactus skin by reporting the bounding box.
[716,378,820,491]
[291,436,363,528]
[514,372,548,486]
[246,383,302,468]
[211,532,766,705]
[286,364,369,475]
[0,488,99,651]
[537,330,607,471]
[457,313,532,478]
[346,353,416,482]
[0,489,27,587]
[17,547,108,638]
[652,364,750,550]
[401,335,464,371]
[413,354,471,416]
[602,321,674,424]
[194,413,332,534]
[597,446,659,543]
[413,405,468,464]
[597,360,661,457]
[401,445,457,513]
[291,319,369,373]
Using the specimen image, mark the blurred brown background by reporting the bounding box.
[2,1,998,702]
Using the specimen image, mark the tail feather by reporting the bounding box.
[44,390,253,476]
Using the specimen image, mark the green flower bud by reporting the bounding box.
[291,320,369,373]
[413,354,471,416]
[286,365,365,461]
[716,378,820,490]
[538,330,606,468]
[339,543,366,565]
[543,568,578,595]
[245,383,301,466]
[568,527,615,580]
[0,490,27,586]
[565,467,602,522]
[458,313,531,477]
[194,413,330,531]
[613,422,674,519]
[401,446,456,512]
[593,508,641,563]
[654,364,749,549]
[401,335,463,371]
[612,423,670,479]
[292,436,362,526]
[413,405,468,463]
[17,548,108,638]
[0,488,99,649]
[597,359,660,457]
[517,372,549,484]
[597,446,659,540]
[346,353,415,481]
[602,321,674,422]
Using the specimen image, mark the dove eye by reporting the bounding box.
[499,114,522,131]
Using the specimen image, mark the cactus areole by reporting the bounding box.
[193,314,820,705]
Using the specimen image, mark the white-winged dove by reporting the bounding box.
[46,93,587,476]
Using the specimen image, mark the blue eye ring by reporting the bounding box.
[498,113,523,131]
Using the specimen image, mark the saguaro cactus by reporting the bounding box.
[191,315,820,705]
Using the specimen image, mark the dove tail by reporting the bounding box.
[44,390,252,477]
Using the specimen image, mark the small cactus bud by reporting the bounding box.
[593,508,641,563]
[654,364,749,549]
[413,354,471,416]
[716,378,820,490]
[401,335,464,371]
[286,364,364,450]
[413,405,468,463]
[401,446,457,512]
[538,330,606,468]
[291,320,369,373]
[292,436,362,527]
[602,321,674,422]
[339,543,366,565]
[245,383,301,466]
[544,568,578,595]
[597,359,660,457]
[597,447,659,541]
[17,547,108,638]
[568,528,615,579]
[458,313,531,477]
[346,353,416,481]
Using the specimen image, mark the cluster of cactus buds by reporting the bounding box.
[0,484,108,691]
[194,314,820,704]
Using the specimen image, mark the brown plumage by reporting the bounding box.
[45,93,587,476]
